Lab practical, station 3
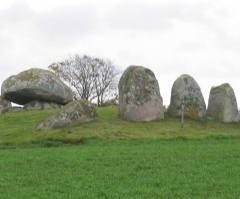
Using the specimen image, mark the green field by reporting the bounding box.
[1,106,240,198]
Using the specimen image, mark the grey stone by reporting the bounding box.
[1,68,73,105]
[207,83,238,122]
[118,65,164,121]
[168,74,206,119]
[24,101,62,110]
[0,96,11,113]
[36,100,96,131]
[1,106,23,113]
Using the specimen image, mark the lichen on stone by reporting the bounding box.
[207,83,238,122]
[168,74,206,120]
[118,65,164,121]
[1,68,74,105]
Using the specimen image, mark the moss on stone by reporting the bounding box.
[212,83,230,94]
[4,69,42,90]
[119,66,135,93]
[2,68,73,105]
[144,68,154,77]
[119,65,155,95]
[18,68,47,82]
[186,105,199,119]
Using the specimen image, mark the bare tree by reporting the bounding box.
[49,54,119,105]
[92,58,119,105]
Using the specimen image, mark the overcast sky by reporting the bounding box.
[1,0,240,106]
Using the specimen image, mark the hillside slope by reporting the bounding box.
[0,106,240,146]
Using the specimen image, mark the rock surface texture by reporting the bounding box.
[168,74,206,119]
[207,83,238,123]
[1,68,73,105]
[118,65,164,121]
[0,96,11,113]
[24,101,62,110]
[36,100,96,131]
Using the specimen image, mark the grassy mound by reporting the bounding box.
[0,106,240,146]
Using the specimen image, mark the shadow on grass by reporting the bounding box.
[0,137,87,150]
[2,134,240,150]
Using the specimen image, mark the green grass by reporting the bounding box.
[1,139,240,198]
[1,106,240,146]
[1,106,240,198]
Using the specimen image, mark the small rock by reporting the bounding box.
[3,107,23,113]
[36,100,96,131]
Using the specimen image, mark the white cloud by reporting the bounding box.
[107,1,210,31]
[1,0,240,107]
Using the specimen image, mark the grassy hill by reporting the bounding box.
[0,106,240,146]
[1,106,240,198]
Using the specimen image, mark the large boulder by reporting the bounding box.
[1,68,73,105]
[206,83,238,122]
[168,74,206,119]
[118,65,164,121]
[0,96,11,113]
[36,100,96,131]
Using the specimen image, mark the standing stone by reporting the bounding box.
[0,96,11,113]
[168,74,206,119]
[1,68,73,105]
[118,65,164,121]
[207,83,238,122]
